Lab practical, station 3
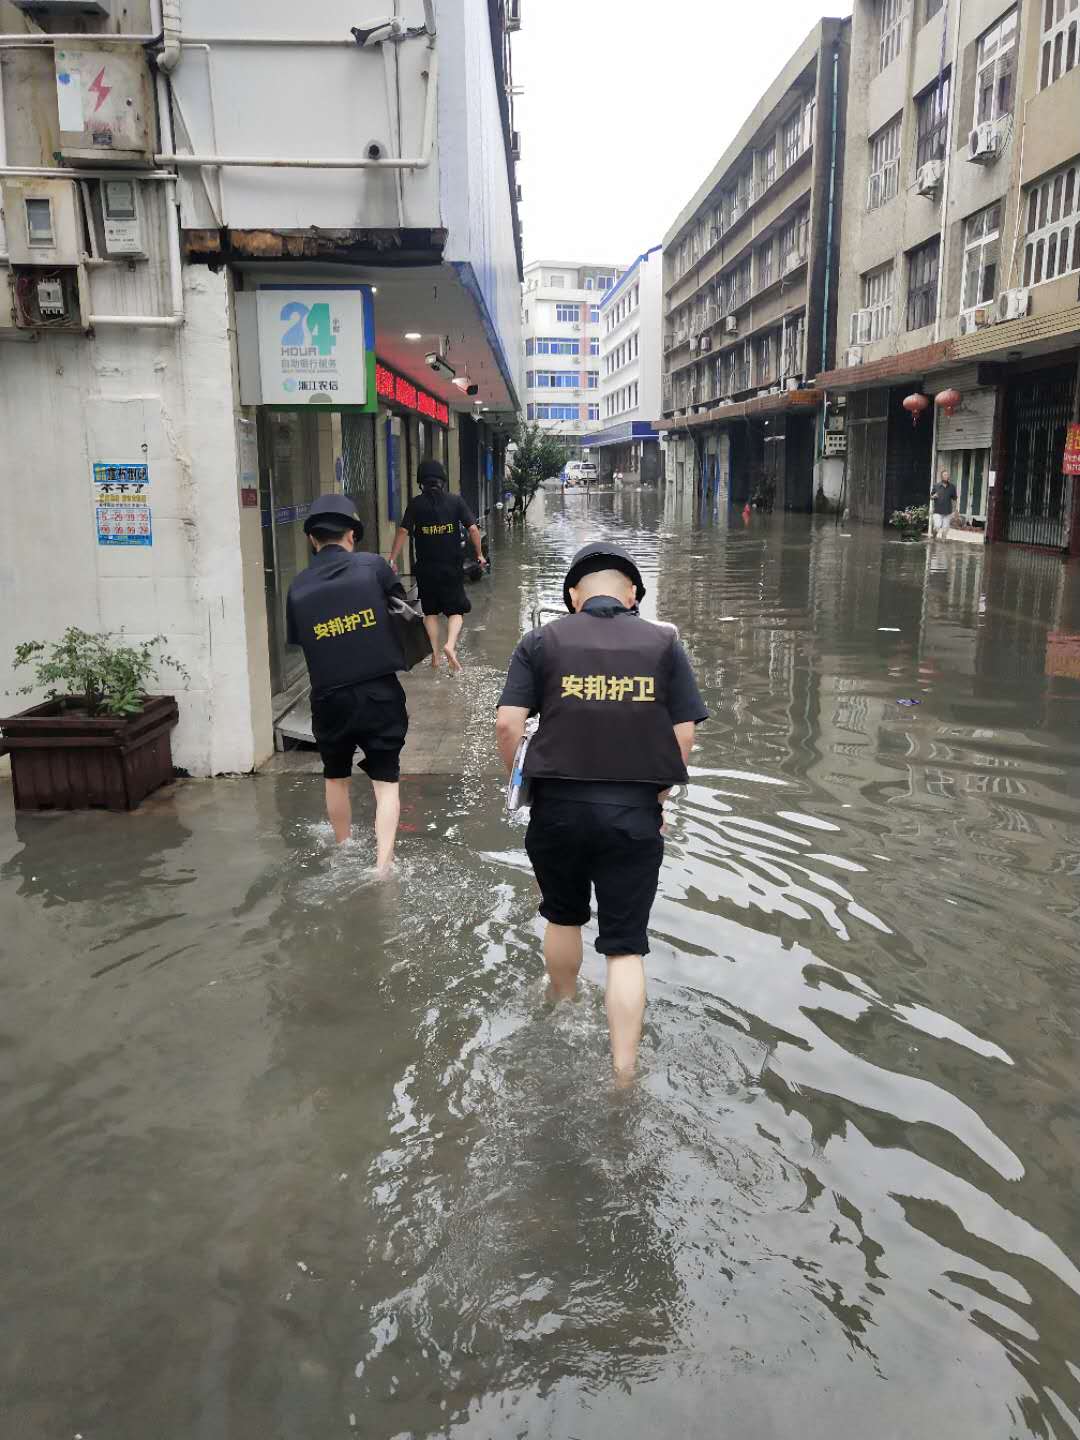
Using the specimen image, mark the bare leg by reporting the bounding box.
[543,922,583,1001]
[606,954,646,1082]
[444,613,464,674]
[324,777,352,845]
[423,615,442,668]
[371,779,401,875]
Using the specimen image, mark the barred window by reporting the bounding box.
[868,115,902,208]
[906,238,939,330]
[915,73,950,170]
[1039,0,1079,89]
[961,202,1001,310]
[1023,161,1080,286]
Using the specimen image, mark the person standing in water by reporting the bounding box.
[286,495,409,872]
[388,460,486,673]
[496,542,708,1081]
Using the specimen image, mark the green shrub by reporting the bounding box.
[13,628,187,718]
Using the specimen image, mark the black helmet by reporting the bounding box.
[563,542,645,612]
[418,459,447,490]
[303,493,364,540]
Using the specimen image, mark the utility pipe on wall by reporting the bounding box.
[932,0,963,344]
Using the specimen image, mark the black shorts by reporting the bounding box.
[310,676,408,782]
[524,795,664,956]
[416,565,471,618]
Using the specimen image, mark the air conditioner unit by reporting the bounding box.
[507,0,522,30]
[997,287,1030,321]
[968,123,998,163]
[700,334,713,352]
[959,305,994,335]
[846,346,863,367]
[786,377,799,391]
[724,315,739,335]
[916,160,944,196]
[511,131,522,161]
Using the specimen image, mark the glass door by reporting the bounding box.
[258,410,321,695]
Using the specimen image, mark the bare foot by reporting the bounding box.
[430,653,442,671]
[443,644,462,674]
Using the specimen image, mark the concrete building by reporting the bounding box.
[818,0,1080,555]
[521,258,624,460]
[0,0,523,773]
[592,245,663,484]
[657,18,851,512]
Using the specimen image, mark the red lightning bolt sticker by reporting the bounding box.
[88,66,111,113]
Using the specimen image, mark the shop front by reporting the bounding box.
[931,366,997,530]
[992,354,1079,553]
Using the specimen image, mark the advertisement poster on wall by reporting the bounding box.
[92,462,152,546]
[256,285,377,410]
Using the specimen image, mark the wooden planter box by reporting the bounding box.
[0,696,180,813]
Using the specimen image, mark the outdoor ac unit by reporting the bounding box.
[959,306,994,335]
[786,377,799,391]
[700,334,712,352]
[997,287,1030,321]
[916,160,944,196]
[724,315,738,335]
[511,131,522,161]
[846,346,863,367]
[507,0,522,30]
[968,123,998,163]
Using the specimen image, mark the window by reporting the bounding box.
[1023,162,1080,286]
[525,338,534,356]
[588,404,600,421]
[944,448,990,520]
[975,9,1017,125]
[535,337,579,355]
[589,337,599,355]
[962,202,1001,310]
[585,276,594,290]
[783,110,803,170]
[597,275,615,290]
[755,332,777,386]
[757,240,774,290]
[915,74,950,169]
[868,115,902,208]
[906,238,939,330]
[589,305,600,323]
[527,403,535,421]
[546,273,565,288]
[854,263,894,342]
[535,371,578,389]
[761,139,777,193]
[733,256,752,308]
[1040,0,1079,89]
[779,209,809,267]
[587,371,599,389]
[525,370,535,388]
[879,0,904,71]
[555,303,580,324]
[782,312,806,376]
[535,403,579,421]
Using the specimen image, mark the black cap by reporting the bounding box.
[418,459,447,489]
[563,542,645,612]
[303,493,364,540]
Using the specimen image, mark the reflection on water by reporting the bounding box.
[1,493,1079,1438]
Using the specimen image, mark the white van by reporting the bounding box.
[563,461,598,486]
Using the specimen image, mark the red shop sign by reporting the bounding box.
[375,361,449,426]
[1063,423,1080,477]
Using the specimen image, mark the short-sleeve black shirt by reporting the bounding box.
[400,491,476,536]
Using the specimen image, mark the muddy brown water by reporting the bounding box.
[2,488,1079,1439]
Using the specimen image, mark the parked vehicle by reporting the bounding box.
[562,461,599,487]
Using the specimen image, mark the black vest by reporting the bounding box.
[288,549,406,697]
[524,612,689,787]
[412,491,463,570]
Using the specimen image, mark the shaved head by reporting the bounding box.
[569,567,637,611]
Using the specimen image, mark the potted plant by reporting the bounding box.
[1,628,185,813]
[888,503,929,541]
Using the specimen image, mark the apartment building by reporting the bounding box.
[522,259,625,459]
[658,18,851,511]
[592,246,663,483]
[0,0,522,772]
[819,0,1080,554]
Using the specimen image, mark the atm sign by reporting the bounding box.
[375,361,449,425]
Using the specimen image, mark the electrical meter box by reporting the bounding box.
[53,42,154,166]
[0,178,82,266]
[95,177,147,257]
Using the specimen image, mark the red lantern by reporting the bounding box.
[902,393,930,426]
[935,388,961,418]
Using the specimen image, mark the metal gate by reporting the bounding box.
[340,414,378,552]
[846,388,889,522]
[1003,366,1076,549]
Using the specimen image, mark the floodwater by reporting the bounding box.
[2,488,1080,1439]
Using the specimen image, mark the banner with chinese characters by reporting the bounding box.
[1063,423,1080,477]
[93,462,152,546]
[256,285,376,409]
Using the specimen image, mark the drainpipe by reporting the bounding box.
[932,0,962,344]
[157,0,182,73]
[819,42,840,457]
[0,54,8,261]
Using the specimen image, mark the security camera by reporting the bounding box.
[351,16,405,47]
[465,382,479,397]
[425,352,456,380]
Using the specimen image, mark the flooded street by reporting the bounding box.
[3,488,1080,1439]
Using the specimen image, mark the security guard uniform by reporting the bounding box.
[399,461,476,617]
[286,495,409,782]
[499,542,708,957]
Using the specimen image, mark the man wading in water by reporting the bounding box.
[388,460,486,673]
[496,543,708,1080]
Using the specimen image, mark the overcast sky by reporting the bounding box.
[513,0,853,267]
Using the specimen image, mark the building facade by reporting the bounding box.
[658,18,851,513]
[521,258,624,460]
[818,0,1080,554]
[592,245,663,483]
[0,0,523,773]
